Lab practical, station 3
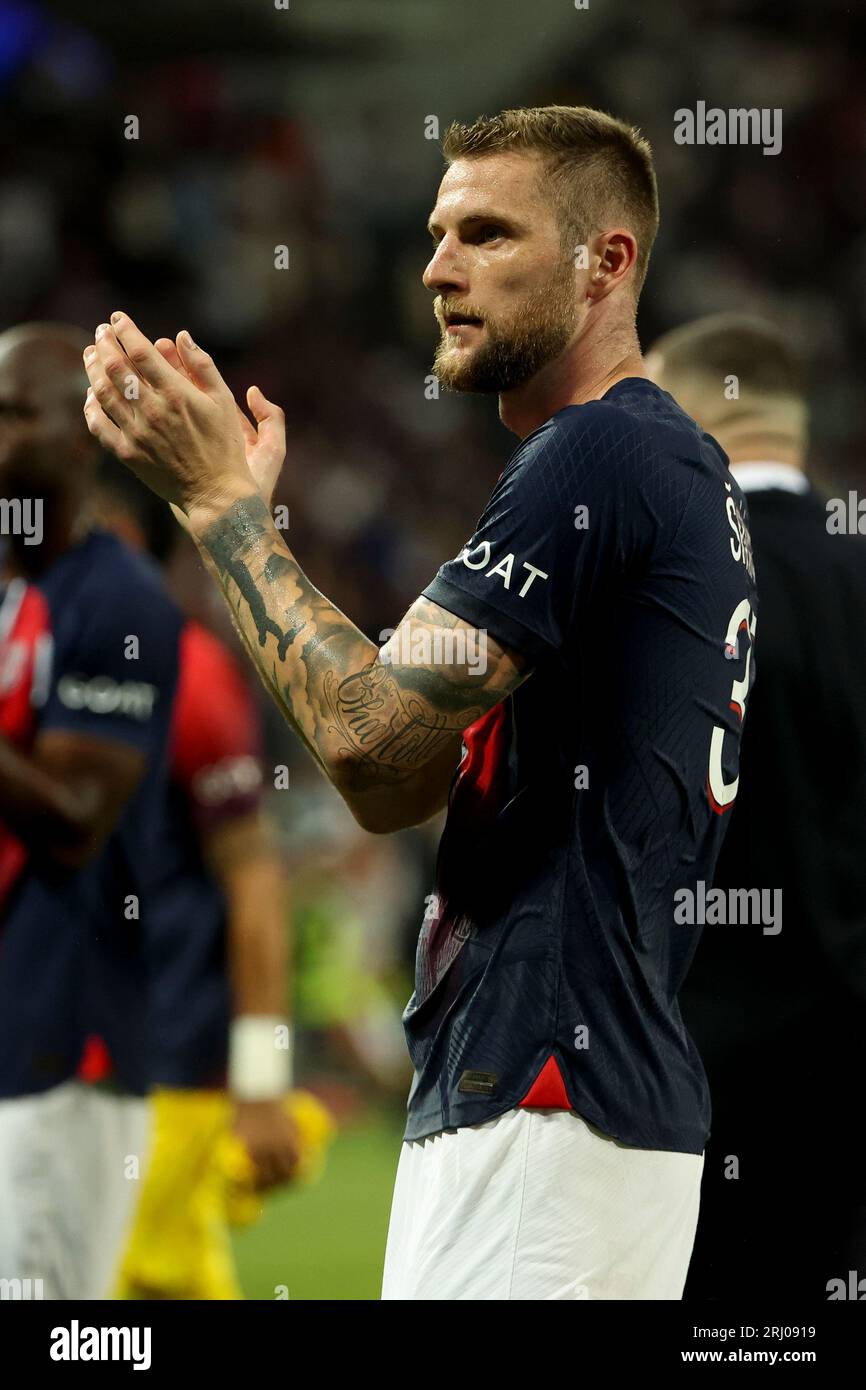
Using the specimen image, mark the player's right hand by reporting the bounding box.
[154,336,286,512]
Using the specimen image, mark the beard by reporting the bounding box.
[432,259,578,395]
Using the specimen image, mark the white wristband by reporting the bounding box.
[228,1016,293,1100]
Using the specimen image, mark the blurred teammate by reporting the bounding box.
[97,472,303,1299]
[83,105,757,1300]
[648,314,866,1300]
[0,324,181,1298]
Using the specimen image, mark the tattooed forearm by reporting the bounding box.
[189,511,326,774]
[203,497,292,657]
[196,492,530,822]
[322,664,482,790]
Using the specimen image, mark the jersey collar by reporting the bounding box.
[729,461,810,495]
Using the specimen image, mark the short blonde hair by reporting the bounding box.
[442,104,659,293]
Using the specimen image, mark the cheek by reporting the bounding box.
[502,252,564,304]
[493,274,546,325]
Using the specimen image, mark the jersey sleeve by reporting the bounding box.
[40,574,180,755]
[170,622,265,831]
[422,403,689,661]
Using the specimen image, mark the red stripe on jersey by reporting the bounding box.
[451,701,509,821]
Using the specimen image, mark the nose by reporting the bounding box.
[422,234,469,296]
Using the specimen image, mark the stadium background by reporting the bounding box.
[2,0,864,1298]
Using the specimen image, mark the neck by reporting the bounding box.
[499,310,646,439]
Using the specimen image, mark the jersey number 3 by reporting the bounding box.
[708,598,756,813]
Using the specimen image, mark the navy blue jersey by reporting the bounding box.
[408,377,758,1152]
[0,531,181,1097]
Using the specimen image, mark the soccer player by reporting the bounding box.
[83,104,758,1300]
[0,324,182,1298]
[97,473,301,1299]
[648,314,866,1301]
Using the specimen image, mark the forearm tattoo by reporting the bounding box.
[201,495,524,791]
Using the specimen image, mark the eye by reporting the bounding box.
[477,225,504,243]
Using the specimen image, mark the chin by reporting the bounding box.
[433,347,482,394]
[435,366,484,394]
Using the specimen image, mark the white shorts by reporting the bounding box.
[0,1080,151,1299]
[382,1107,704,1300]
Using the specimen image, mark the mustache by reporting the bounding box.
[435,298,486,325]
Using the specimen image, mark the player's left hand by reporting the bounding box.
[82,312,257,517]
[153,335,286,512]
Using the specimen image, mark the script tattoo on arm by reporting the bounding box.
[199,493,531,816]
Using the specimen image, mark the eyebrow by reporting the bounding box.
[426,210,518,237]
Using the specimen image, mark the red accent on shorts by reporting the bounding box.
[518,1053,572,1109]
[77,1034,113,1083]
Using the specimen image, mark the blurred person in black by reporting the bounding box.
[648,314,866,1301]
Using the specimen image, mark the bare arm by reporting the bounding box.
[188,536,462,831]
[189,490,529,832]
[204,810,290,1018]
[204,810,301,1189]
[81,314,531,832]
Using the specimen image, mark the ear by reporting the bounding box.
[588,229,639,300]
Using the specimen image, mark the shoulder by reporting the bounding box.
[40,533,182,686]
[64,532,182,634]
[763,487,866,572]
[85,532,179,606]
[499,381,715,528]
[511,380,712,485]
